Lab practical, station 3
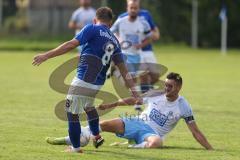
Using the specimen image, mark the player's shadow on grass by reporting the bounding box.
[85,149,180,160]
[161,146,204,151]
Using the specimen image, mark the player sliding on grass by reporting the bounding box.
[47,73,213,150]
[32,7,138,153]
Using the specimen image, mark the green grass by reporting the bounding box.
[0,46,240,160]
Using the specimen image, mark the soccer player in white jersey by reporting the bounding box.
[47,72,213,150]
[97,72,213,149]
[119,0,161,94]
[110,0,152,78]
[68,0,96,53]
[69,0,95,34]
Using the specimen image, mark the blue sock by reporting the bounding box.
[85,108,99,136]
[67,112,81,148]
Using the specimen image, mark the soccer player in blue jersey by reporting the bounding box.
[33,7,138,153]
[119,0,160,95]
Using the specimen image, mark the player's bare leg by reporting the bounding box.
[128,135,162,149]
[100,118,125,134]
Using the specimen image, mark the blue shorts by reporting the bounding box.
[124,54,141,74]
[117,118,158,144]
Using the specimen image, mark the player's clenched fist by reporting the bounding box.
[32,54,49,66]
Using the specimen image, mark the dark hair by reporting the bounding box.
[166,72,183,85]
[96,7,113,23]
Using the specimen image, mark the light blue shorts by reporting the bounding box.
[117,118,158,144]
[124,54,141,74]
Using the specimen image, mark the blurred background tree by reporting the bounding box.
[108,0,240,48]
[0,0,239,48]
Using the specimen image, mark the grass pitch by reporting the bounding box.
[0,46,240,160]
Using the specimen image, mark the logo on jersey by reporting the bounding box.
[149,109,173,127]
[100,29,118,46]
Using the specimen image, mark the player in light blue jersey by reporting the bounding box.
[119,0,160,95]
[97,72,213,150]
[33,7,138,153]
[110,0,152,89]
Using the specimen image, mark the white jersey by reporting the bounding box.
[70,7,96,35]
[140,92,194,138]
[111,16,151,55]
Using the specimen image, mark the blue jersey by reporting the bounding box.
[75,24,124,85]
[118,9,156,51]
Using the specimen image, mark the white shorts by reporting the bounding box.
[66,77,102,114]
[140,51,157,64]
[140,51,159,74]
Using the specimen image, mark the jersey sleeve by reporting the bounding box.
[143,10,156,30]
[141,19,152,37]
[75,24,95,45]
[110,18,121,34]
[179,98,195,124]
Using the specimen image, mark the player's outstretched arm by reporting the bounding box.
[98,97,143,110]
[187,121,213,150]
[32,39,79,66]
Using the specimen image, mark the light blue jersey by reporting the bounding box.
[118,92,195,144]
[141,93,194,137]
[118,9,156,51]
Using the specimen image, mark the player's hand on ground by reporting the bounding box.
[32,54,48,66]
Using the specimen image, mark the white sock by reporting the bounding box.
[65,136,72,145]
[129,141,147,148]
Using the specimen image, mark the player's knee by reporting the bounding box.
[146,137,162,148]
[147,141,162,148]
